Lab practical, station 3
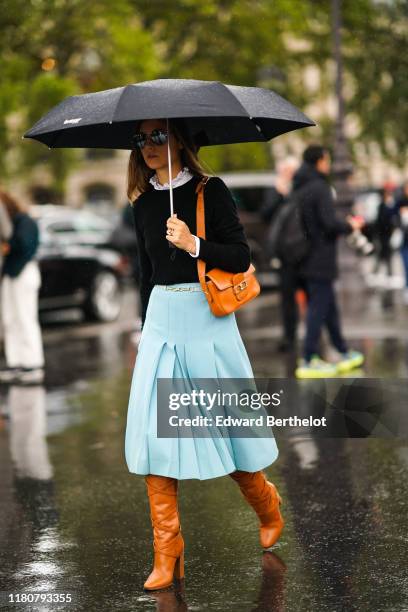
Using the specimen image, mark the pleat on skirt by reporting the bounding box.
[125,282,279,480]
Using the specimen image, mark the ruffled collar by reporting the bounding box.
[149,166,193,190]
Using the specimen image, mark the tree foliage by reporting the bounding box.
[297,0,408,166]
[0,0,160,186]
[0,0,406,196]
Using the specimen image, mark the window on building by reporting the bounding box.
[85,183,114,203]
[84,149,116,160]
[30,186,60,205]
[83,183,116,216]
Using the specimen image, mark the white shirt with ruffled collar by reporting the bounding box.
[149,166,193,190]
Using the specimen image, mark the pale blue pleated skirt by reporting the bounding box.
[125,282,279,480]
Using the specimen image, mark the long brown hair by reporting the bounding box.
[126,118,209,203]
[0,189,27,218]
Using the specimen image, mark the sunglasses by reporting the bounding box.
[132,129,169,149]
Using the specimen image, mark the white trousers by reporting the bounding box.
[1,261,45,368]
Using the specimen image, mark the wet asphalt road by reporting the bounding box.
[0,280,407,612]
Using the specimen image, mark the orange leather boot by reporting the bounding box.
[230,470,284,549]
[144,474,184,591]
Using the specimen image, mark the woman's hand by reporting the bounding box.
[166,214,196,254]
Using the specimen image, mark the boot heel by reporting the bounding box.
[174,551,184,580]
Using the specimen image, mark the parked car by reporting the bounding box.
[219,171,279,288]
[31,206,130,322]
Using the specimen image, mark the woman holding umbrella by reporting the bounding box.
[23,77,315,591]
[125,117,283,591]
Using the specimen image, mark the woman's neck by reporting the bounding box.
[155,162,184,186]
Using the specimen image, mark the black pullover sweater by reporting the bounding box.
[131,174,251,327]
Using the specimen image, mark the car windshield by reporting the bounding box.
[38,211,114,245]
[74,214,112,232]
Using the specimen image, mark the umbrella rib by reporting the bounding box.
[249,117,267,140]
[110,84,131,124]
[216,82,269,141]
[218,81,250,118]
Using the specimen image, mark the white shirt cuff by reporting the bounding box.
[188,235,200,258]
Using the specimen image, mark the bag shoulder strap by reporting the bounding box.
[195,176,212,297]
[195,176,210,238]
[195,174,211,193]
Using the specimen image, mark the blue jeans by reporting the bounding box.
[304,280,348,361]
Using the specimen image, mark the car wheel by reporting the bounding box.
[84,270,122,322]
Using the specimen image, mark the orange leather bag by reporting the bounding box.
[195,176,261,317]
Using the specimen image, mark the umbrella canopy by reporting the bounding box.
[23,78,315,149]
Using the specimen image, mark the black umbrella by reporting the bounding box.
[24,78,315,148]
[23,78,315,217]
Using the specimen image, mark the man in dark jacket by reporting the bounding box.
[294,145,365,378]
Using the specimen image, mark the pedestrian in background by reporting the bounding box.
[0,190,44,384]
[0,200,12,268]
[293,145,365,378]
[372,187,395,279]
[393,180,408,304]
[109,202,139,285]
[109,202,143,343]
[0,199,12,360]
[261,157,308,352]
[260,157,298,227]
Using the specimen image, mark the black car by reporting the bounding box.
[32,206,130,322]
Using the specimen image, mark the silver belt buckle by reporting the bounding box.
[164,285,200,292]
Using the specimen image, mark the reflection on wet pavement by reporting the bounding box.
[0,288,407,611]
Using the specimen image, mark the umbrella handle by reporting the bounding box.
[167,117,174,217]
[166,118,176,256]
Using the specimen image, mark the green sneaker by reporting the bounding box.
[335,350,365,373]
[295,355,338,379]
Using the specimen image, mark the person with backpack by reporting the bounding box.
[0,190,44,384]
[292,145,365,378]
[262,157,307,352]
